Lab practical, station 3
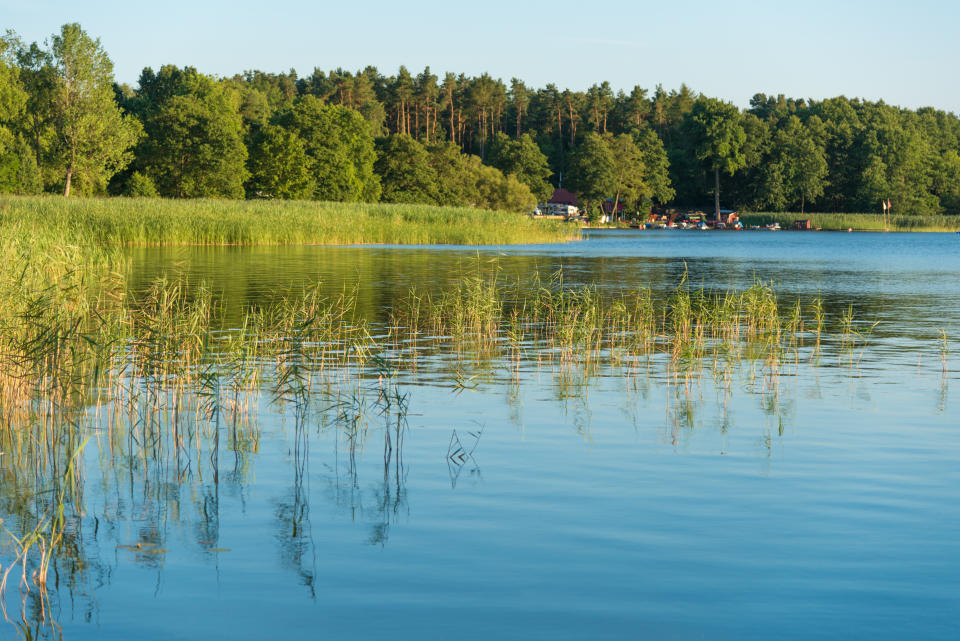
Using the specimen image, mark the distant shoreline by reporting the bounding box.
[582,213,958,233]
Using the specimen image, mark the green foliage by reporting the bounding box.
[0,129,17,192]
[132,66,247,198]
[568,133,615,216]
[375,134,441,204]
[471,159,536,213]
[0,35,27,123]
[121,171,157,197]
[685,97,746,216]
[276,96,380,202]
[631,126,674,204]
[605,133,647,216]
[13,137,42,194]
[10,39,56,192]
[687,97,746,174]
[486,132,553,201]
[755,116,828,212]
[246,124,314,199]
[3,25,960,218]
[375,135,536,213]
[49,23,140,196]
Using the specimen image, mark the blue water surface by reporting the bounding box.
[3,230,959,640]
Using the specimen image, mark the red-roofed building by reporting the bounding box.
[548,188,578,207]
[536,188,581,218]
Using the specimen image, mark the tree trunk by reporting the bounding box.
[714,167,721,223]
[449,91,455,143]
[64,166,72,197]
[801,194,805,215]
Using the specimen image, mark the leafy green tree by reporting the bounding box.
[0,35,26,125]
[810,97,861,211]
[428,141,474,205]
[632,126,674,204]
[50,23,140,196]
[375,134,440,204]
[246,124,314,199]
[12,40,55,181]
[13,138,42,194]
[786,116,828,213]
[374,138,535,212]
[277,96,380,202]
[604,133,646,218]
[685,96,745,220]
[122,171,157,197]
[931,149,960,213]
[133,66,247,198]
[0,34,27,193]
[486,132,553,201]
[568,132,615,218]
[472,159,535,212]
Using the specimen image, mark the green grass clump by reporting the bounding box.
[0,195,580,246]
[740,212,960,232]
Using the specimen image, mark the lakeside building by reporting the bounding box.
[537,188,581,219]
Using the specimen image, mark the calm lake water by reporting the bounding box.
[3,230,958,640]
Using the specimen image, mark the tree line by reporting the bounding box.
[1,23,959,218]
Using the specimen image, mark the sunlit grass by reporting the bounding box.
[0,195,580,246]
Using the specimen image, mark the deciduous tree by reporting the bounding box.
[686,97,745,220]
[50,23,140,196]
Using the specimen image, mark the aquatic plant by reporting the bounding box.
[0,195,579,247]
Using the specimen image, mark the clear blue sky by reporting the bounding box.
[4,0,958,113]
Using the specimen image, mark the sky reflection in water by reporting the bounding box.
[2,230,958,641]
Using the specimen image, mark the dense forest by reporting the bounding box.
[1,23,959,218]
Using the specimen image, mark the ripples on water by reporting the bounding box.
[2,231,958,640]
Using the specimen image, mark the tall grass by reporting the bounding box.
[740,212,960,232]
[0,195,580,246]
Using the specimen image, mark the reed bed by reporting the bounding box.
[0,238,881,618]
[0,195,579,246]
[740,212,960,232]
[388,263,818,373]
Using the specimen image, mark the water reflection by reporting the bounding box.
[2,232,958,640]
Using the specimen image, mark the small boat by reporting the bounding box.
[765,222,781,231]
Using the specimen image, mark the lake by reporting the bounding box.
[2,230,958,640]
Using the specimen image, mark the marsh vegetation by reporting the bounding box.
[0,223,956,639]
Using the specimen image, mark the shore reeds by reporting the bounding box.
[0,195,580,246]
[0,236,905,614]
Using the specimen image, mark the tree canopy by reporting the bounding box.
[2,23,960,218]
[49,23,140,196]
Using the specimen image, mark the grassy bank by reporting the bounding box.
[740,212,960,232]
[0,195,580,246]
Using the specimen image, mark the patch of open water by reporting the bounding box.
[2,230,958,640]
